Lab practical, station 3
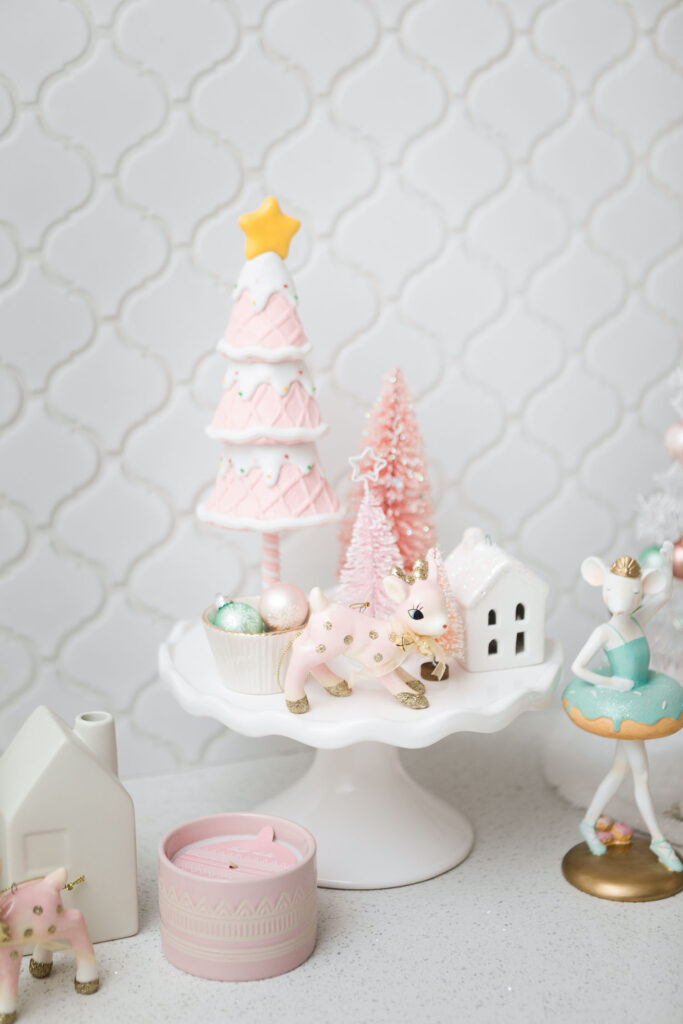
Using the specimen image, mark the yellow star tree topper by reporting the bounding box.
[238,196,300,260]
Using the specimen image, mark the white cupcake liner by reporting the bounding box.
[202,596,304,696]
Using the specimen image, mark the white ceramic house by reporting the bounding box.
[0,706,138,944]
[445,528,548,672]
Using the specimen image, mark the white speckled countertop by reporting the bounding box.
[12,712,683,1024]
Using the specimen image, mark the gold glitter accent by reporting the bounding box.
[63,875,85,892]
[23,928,33,939]
[47,925,56,934]
[325,680,352,697]
[373,653,383,662]
[315,643,326,654]
[9,951,18,960]
[74,979,99,995]
[0,924,9,943]
[388,631,398,643]
[0,1011,17,1024]
[405,678,426,695]
[610,556,641,579]
[285,696,310,715]
[323,620,333,630]
[343,635,353,645]
[395,692,429,709]
[29,959,52,979]
[56,905,63,914]
[391,559,428,585]
[369,630,379,639]
[32,906,43,915]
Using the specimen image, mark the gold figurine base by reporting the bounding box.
[562,837,683,902]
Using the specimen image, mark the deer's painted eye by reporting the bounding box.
[409,606,424,621]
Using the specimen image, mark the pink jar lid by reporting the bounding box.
[158,812,317,982]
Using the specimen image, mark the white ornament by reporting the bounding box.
[259,583,309,631]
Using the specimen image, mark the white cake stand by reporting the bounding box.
[159,621,563,889]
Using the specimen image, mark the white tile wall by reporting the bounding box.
[0,0,681,775]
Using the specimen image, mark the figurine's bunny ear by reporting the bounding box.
[384,574,408,605]
[581,556,608,587]
[642,568,667,595]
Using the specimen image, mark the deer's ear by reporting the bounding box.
[642,568,667,595]
[384,574,408,605]
[581,557,607,587]
[426,549,439,581]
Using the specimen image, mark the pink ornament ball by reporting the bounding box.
[664,421,683,464]
[673,539,683,581]
[259,583,309,631]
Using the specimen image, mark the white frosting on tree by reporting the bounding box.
[221,359,316,399]
[234,251,297,312]
[218,442,322,486]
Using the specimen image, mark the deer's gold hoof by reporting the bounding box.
[325,680,352,697]
[0,1011,17,1024]
[404,678,426,695]
[74,979,99,995]
[395,692,429,710]
[286,695,310,715]
[29,959,52,979]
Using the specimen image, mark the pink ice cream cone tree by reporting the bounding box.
[339,367,436,573]
[197,197,340,589]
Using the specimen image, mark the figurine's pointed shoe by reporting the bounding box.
[395,692,429,709]
[325,680,352,697]
[404,678,426,695]
[650,838,683,872]
[579,820,607,856]
[285,696,310,715]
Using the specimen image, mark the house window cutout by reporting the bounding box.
[516,631,525,654]
[488,639,498,655]
[516,603,525,621]
[488,609,496,626]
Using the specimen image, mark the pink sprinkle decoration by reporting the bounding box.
[284,453,289,459]
[283,283,288,288]
[298,369,303,374]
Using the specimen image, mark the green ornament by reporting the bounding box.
[212,600,264,634]
[639,544,663,570]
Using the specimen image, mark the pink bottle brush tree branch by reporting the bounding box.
[339,367,436,573]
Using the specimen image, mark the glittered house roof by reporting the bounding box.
[445,527,548,609]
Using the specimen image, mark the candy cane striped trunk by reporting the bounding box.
[262,533,280,588]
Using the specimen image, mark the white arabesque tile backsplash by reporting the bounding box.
[0,0,681,775]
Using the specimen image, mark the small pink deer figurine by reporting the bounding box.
[283,551,449,714]
[0,868,98,1024]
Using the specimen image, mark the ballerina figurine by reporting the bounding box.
[563,540,683,872]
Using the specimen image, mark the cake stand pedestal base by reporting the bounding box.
[562,837,683,902]
[256,741,474,889]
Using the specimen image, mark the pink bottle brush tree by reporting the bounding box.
[338,449,402,618]
[197,197,340,589]
[339,367,436,573]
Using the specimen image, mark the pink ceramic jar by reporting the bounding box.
[158,812,317,981]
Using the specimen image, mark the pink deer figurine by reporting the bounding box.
[0,868,98,1024]
[283,552,449,714]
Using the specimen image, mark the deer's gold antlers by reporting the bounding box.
[390,559,428,586]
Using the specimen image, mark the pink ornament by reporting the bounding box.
[664,420,683,464]
[158,813,317,982]
[0,868,98,1022]
[258,583,308,630]
[673,539,683,580]
[284,550,449,714]
[339,367,436,572]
